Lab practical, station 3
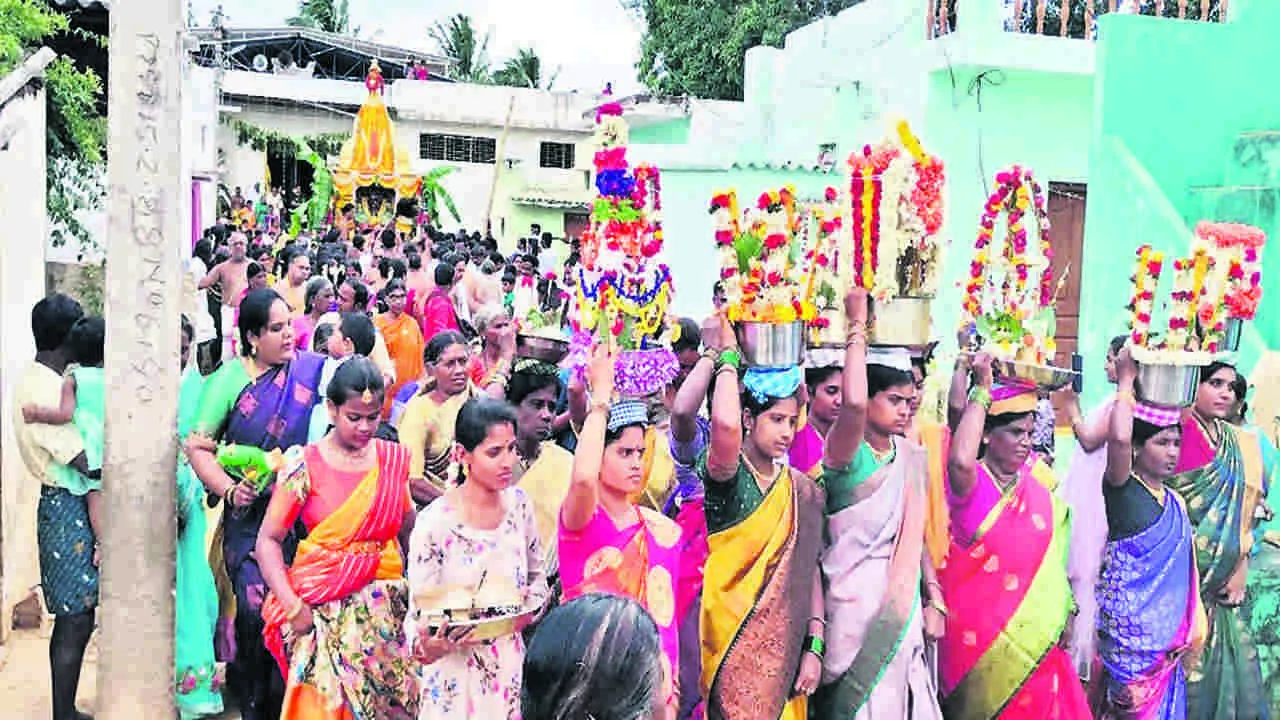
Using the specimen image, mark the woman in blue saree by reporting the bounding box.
[186,288,325,720]
[1167,361,1270,720]
[1093,349,1205,719]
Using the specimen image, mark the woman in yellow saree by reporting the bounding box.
[256,358,418,719]
[698,318,825,720]
[395,331,474,507]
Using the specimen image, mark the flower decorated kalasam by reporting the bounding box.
[709,184,816,325]
[567,88,678,396]
[1194,220,1265,321]
[963,165,1061,366]
[847,120,946,301]
[1127,243,1227,363]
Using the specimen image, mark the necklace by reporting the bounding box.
[1193,413,1221,446]
[982,461,1019,493]
[1132,472,1167,504]
[869,438,896,465]
[741,451,780,493]
[329,437,372,463]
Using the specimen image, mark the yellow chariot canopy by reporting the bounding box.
[331,61,422,205]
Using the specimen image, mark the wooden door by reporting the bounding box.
[1047,182,1086,424]
[562,212,589,243]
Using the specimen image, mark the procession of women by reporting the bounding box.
[17,80,1277,720]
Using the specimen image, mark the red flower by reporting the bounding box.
[715,229,734,246]
[824,187,838,202]
[764,233,788,251]
[757,192,773,210]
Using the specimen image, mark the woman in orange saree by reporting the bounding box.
[257,358,418,719]
[374,280,425,418]
[940,355,1092,720]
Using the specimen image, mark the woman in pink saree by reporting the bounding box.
[559,346,683,715]
[940,355,1092,719]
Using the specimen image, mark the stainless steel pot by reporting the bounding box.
[868,297,932,347]
[1135,362,1201,408]
[737,321,806,368]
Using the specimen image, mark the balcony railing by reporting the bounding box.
[927,0,1226,40]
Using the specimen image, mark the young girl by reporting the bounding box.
[23,316,106,561]
[407,396,548,720]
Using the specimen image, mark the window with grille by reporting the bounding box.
[419,133,497,164]
[539,141,576,169]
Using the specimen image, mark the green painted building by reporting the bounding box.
[634,0,1277,426]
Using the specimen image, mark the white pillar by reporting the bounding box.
[99,2,184,716]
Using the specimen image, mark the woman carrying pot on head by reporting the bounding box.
[697,317,826,720]
[185,288,327,720]
[559,343,684,718]
[811,289,943,720]
[257,358,419,719]
[395,331,475,507]
[1167,361,1276,718]
[407,397,548,720]
[938,354,1092,719]
[1093,346,1205,719]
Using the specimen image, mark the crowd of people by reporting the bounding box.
[12,209,1279,720]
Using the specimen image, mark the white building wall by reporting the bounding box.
[0,85,49,638]
[217,89,595,241]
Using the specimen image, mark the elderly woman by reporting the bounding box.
[291,276,334,356]
[258,357,418,719]
[395,331,474,507]
[467,303,516,396]
[939,355,1091,718]
[186,288,326,720]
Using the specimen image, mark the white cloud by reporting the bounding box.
[190,0,643,93]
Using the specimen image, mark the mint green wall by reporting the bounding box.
[924,68,1095,349]
[631,119,692,146]
[657,167,836,320]
[1082,5,1280,407]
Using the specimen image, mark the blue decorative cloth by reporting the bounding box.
[37,485,98,616]
[742,366,803,405]
[607,399,650,433]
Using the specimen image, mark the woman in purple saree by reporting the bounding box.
[186,289,326,720]
[1093,349,1205,719]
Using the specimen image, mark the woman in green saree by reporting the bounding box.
[1169,361,1272,719]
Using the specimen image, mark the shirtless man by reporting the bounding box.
[199,232,250,358]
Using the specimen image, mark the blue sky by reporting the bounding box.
[191,0,645,93]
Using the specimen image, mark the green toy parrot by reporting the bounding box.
[216,444,284,493]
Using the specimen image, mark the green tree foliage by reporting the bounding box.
[286,0,354,35]
[638,0,865,101]
[0,0,105,251]
[492,47,559,90]
[430,14,492,83]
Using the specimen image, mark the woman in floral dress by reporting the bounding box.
[407,396,548,719]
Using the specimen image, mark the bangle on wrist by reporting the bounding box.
[968,386,992,411]
[804,634,826,660]
[717,349,742,370]
[287,598,306,621]
[224,482,239,507]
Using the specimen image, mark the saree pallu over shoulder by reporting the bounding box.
[814,440,939,719]
[262,440,411,676]
[1096,492,1205,720]
[701,467,824,720]
[1169,421,1269,720]
[939,466,1090,720]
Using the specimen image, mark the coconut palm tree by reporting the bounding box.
[429,13,492,83]
[492,47,560,90]
[286,0,354,34]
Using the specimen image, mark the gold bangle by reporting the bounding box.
[928,601,949,617]
[715,363,739,376]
